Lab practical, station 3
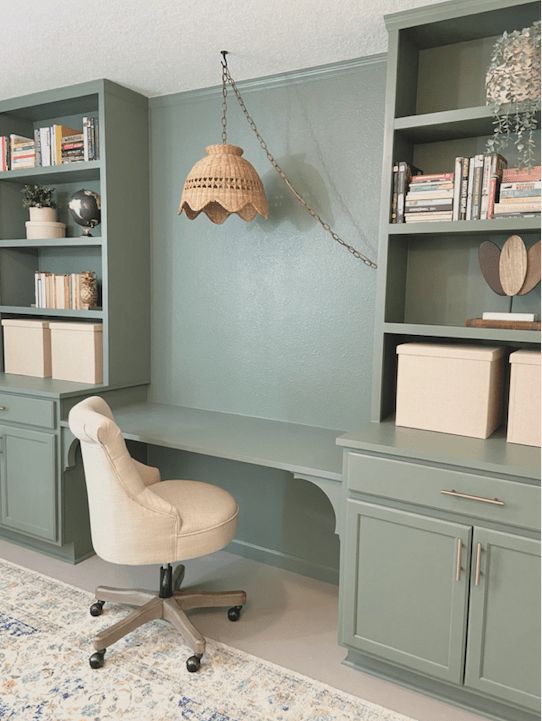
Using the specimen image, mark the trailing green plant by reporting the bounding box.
[21,184,56,209]
[486,21,540,168]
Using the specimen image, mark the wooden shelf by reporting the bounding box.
[384,322,540,344]
[0,160,101,184]
[0,237,103,248]
[388,217,541,236]
[394,105,541,143]
[0,306,103,319]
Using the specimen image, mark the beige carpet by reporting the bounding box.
[0,557,420,721]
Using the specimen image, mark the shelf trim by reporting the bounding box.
[0,160,101,184]
[388,218,541,236]
[0,237,103,248]
[383,322,540,343]
[0,306,103,319]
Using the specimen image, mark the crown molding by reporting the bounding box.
[150,53,386,108]
[385,0,532,30]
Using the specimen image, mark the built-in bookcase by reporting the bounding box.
[373,0,541,421]
[0,80,150,389]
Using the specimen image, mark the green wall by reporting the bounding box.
[148,57,386,581]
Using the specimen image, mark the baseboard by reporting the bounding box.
[228,538,339,585]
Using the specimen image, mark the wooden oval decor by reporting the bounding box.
[518,240,541,295]
[499,234,527,296]
[479,241,505,295]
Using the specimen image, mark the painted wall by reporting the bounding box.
[148,58,386,582]
[149,58,385,431]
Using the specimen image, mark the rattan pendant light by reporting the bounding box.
[178,52,377,268]
[178,53,268,224]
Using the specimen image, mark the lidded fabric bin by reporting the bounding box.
[507,350,541,447]
[50,322,103,384]
[1,319,51,377]
[396,343,505,439]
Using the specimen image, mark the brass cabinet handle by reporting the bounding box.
[441,489,504,507]
[474,543,482,586]
[455,538,462,582]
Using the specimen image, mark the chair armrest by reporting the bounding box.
[133,459,161,486]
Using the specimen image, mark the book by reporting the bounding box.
[482,153,507,220]
[51,125,80,165]
[410,172,453,183]
[0,136,10,171]
[39,127,51,166]
[502,166,541,183]
[396,161,422,223]
[482,312,539,322]
[405,204,453,213]
[408,182,453,192]
[390,163,399,222]
[470,154,484,220]
[494,201,542,214]
[406,197,454,206]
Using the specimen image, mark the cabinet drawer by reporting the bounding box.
[346,452,540,531]
[0,393,55,429]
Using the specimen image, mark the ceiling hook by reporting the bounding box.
[220,50,229,68]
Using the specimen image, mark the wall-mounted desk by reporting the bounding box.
[62,401,346,536]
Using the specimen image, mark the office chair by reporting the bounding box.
[69,396,246,672]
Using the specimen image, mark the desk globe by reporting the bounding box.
[68,189,101,236]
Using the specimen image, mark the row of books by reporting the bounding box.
[34,272,98,311]
[391,158,541,223]
[0,117,98,172]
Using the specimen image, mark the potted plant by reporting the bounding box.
[22,184,57,221]
[21,184,65,239]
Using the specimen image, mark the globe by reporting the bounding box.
[68,189,101,236]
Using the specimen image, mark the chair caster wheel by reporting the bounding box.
[227,605,242,622]
[89,650,106,669]
[186,654,202,672]
[90,600,105,617]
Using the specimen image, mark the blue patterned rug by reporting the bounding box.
[0,559,416,721]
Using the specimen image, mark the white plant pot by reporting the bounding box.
[25,221,66,240]
[29,207,57,222]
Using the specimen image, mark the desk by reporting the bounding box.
[63,401,346,535]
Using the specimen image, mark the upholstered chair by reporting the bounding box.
[69,396,246,672]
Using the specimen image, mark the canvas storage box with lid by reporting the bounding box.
[49,322,103,384]
[395,343,505,439]
[507,349,541,447]
[1,319,52,377]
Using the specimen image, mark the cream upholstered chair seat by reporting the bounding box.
[69,396,246,673]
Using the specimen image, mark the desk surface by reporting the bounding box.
[98,402,344,481]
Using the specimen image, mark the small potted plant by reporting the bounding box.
[21,184,65,239]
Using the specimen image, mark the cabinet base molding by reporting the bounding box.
[343,648,538,721]
[0,526,94,565]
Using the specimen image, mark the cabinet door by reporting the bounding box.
[465,528,541,712]
[0,425,57,542]
[342,500,471,683]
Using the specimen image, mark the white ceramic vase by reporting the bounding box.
[29,206,57,222]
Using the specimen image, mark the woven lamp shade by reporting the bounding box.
[178,144,268,224]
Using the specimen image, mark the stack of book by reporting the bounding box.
[0,116,99,171]
[9,135,36,170]
[404,172,454,223]
[459,153,507,220]
[494,166,541,218]
[61,132,84,164]
[34,271,98,311]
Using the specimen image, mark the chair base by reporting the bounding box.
[88,564,246,672]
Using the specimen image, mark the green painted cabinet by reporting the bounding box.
[0,424,57,542]
[342,500,471,683]
[465,528,541,712]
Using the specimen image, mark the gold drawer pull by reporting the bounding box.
[0,405,7,411]
[474,542,482,586]
[441,489,504,507]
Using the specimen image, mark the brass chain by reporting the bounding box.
[221,60,377,269]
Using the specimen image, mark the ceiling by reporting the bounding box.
[1,0,443,101]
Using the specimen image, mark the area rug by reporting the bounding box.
[0,559,417,721]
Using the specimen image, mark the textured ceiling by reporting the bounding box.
[2,0,443,101]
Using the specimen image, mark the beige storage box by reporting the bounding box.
[50,322,103,384]
[2,319,51,377]
[25,220,66,240]
[396,343,505,439]
[507,350,541,447]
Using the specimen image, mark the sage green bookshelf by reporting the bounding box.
[372,0,541,422]
[0,79,150,389]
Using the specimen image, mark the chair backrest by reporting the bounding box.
[69,396,179,565]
